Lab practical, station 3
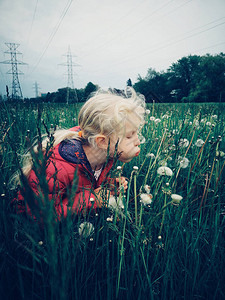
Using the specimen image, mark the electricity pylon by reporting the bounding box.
[0,43,27,100]
[59,46,80,104]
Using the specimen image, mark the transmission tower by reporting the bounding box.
[59,46,80,104]
[0,43,27,100]
[33,81,40,98]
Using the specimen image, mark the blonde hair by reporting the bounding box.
[12,87,145,186]
[78,87,146,146]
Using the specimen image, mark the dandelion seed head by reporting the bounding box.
[195,139,204,147]
[150,116,155,121]
[178,138,189,148]
[140,193,153,205]
[79,222,94,238]
[171,194,183,204]
[157,166,173,176]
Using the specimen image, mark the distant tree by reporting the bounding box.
[84,82,98,100]
[126,78,132,86]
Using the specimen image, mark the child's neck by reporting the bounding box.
[83,144,106,170]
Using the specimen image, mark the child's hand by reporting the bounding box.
[114,176,128,194]
[93,187,111,208]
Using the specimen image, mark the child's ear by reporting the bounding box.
[95,135,108,150]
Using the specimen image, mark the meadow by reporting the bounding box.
[0,100,225,300]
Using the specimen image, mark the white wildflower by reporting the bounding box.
[193,120,199,126]
[117,166,122,171]
[189,121,192,125]
[150,116,155,121]
[79,222,94,238]
[178,138,189,148]
[195,139,204,147]
[172,129,179,135]
[140,193,153,205]
[212,115,218,119]
[145,109,150,115]
[108,195,124,210]
[139,135,146,144]
[177,156,189,169]
[146,153,155,159]
[144,185,151,194]
[155,118,161,124]
[216,150,225,157]
[133,166,139,171]
[106,216,114,222]
[157,166,173,176]
[206,121,211,126]
[171,194,183,205]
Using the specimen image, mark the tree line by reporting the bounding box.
[1,53,225,103]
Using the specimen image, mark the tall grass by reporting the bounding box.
[0,101,225,299]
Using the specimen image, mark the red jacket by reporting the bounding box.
[15,126,114,220]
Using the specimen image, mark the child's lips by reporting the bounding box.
[135,150,140,157]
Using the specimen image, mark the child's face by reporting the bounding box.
[110,119,141,163]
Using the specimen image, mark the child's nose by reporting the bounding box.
[135,134,141,146]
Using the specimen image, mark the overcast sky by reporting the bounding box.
[0,0,225,98]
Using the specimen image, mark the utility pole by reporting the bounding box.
[0,43,27,100]
[59,46,80,104]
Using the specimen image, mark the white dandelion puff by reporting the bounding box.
[171,194,183,204]
[195,139,204,147]
[177,156,190,169]
[108,195,124,210]
[79,222,94,238]
[157,166,173,176]
[178,138,189,148]
[155,118,161,124]
[140,193,153,205]
[150,116,155,121]
[146,153,155,159]
[144,185,151,194]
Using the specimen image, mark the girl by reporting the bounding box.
[14,87,145,220]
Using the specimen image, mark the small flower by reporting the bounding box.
[145,109,150,115]
[106,216,113,222]
[140,193,153,205]
[178,138,189,148]
[108,195,124,209]
[206,121,211,126]
[177,156,189,169]
[90,197,95,202]
[157,166,173,176]
[144,184,151,194]
[155,118,161,124]
[171,194,183,205]
[38,241,43,246]
[78,222,94,238]
[117,166,122,171]
[146,153,155,159]
[212,115,218,119]
[195,139,204,147]
[216,150,225,157]
[150,116,155,121]
[133,166,139,171]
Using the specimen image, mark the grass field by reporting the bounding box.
[0,101,225,300]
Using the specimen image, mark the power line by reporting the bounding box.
[28,0,74,75]
[93,17,225,73]
[81,0,176,59]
